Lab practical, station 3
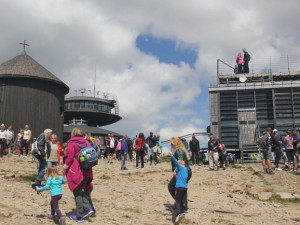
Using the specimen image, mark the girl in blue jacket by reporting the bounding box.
[169,151,188,224]
[36,166,66,225]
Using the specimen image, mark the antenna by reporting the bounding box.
[239,75,247,83]
[79,88,86,96]
[94,66,96,97]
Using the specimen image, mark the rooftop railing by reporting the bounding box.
[217,54,300,76]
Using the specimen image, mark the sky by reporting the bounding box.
[0,0,300,147]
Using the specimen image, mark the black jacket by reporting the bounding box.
[146,135,158,148]
[208,138,220,152]
[36,133,50,157]
[189,138,200,152]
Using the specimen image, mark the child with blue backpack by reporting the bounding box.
[36,166,66,225]
[169,151,188,225]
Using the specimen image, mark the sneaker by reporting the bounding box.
[268,169,274,174]
[59,216,66,225]
[136,167,139,169]
[70,215,84,223]
[223,167,226,170]
[175,213,185,225]
[208,168,214,171]
[123,167,128,170]
[275,167,282,171]
[48,214,54,219]
[83,208,94,218]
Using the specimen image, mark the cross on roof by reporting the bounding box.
[19,40,30,51]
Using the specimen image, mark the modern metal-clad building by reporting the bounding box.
[209,71,300,156]
[0,51,69,141]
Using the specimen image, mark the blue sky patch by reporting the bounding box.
[136,34,198,68]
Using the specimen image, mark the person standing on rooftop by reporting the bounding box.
[243,49,250,73]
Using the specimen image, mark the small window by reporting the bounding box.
[239,121,247,125]
[248,120,256,124]
[212,122,218,125]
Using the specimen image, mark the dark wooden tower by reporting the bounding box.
[0,50,69,141]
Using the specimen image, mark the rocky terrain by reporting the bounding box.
[0,155,299,225]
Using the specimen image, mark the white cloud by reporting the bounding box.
[0,0,299,140]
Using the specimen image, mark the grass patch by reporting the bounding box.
[124,208,142,214]
[228,164,242,169]
[15,174,36,182]
[99,174,111,180]
[161,157,171,163]
[269,194,300,204]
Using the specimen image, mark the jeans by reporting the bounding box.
[136,150,144,168]
[121,153,126,168]
[175,188,187,214]
[47,161,58,168]
[51,194,63,218]
[168,169,192,211]
[35,157,47,185]
[191,151,199,165]
[73,178,92,218]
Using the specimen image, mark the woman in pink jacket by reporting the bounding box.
[63,128,94,222]
[236,53,244,74]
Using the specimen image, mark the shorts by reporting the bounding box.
[109,147,115,155]
[5,140,13,149]
[261,147,272,160]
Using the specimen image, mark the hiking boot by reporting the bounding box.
[208,168,214,171]
[59,216,66,225]
[70,215,84,223]
[264,168,268,174]
[268,169,274,174]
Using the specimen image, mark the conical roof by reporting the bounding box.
[0,51,69,94]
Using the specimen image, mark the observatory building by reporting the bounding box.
[63,92,122,141]
[209,70,300,159]
[0,50,69,141]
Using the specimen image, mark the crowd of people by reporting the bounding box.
[259,127,300,174]
[234,48,251,74]
[4,122,298,224]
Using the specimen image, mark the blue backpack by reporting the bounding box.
[75,143,98,169]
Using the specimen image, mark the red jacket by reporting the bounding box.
[135,138,145,151]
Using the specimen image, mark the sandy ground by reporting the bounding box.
[0,155,300,225]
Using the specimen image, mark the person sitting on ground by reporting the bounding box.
[36,166,66,225]
[207,133,220,171]
[47,134,63,167]
[169,151,188,225]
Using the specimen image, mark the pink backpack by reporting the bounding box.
[116,141,121,151]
